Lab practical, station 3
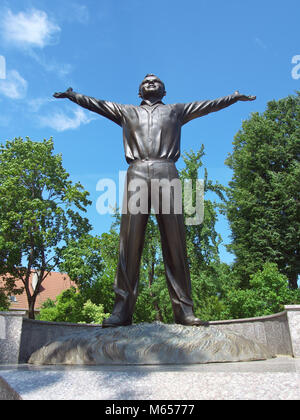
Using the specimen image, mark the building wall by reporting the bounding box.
[0,272,76,314]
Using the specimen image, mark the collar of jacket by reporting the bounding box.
[140,99,165,107]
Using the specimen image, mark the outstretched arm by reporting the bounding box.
[53,87,75,99]
[181,90,256,125]
[234,90,256,102]
[53,87,123,126]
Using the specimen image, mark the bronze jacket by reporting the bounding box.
[69,92,238,164]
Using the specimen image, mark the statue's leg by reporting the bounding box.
[156,211,195,319]
[112,211,149,320]
[153,162,205,326]
[103,165,149,328]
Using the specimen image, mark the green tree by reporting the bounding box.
[62,223,122,316]
[191,262,234,321]
[179,147,230,320]
[180,147,226,274]
[135,215,165,322]
[0,290,9,311]
[222,263,300,319]
[226,93,300,288]
[93,226,121,313]
[59,234,103,289]
[0,137,91,318]
[38,287,109,324]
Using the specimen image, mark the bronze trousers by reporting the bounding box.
[112,159,194,321]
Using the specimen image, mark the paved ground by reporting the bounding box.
[1,356,299,400]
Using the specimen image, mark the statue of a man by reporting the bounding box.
[54,74,255,327]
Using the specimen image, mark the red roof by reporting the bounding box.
[0,272,76,312]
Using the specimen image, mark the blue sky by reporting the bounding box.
[0,0,299,263]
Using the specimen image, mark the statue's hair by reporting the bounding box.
[139,74,166,99]
[144,73,159,79]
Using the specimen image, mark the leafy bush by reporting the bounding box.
[222,262,300,319]
[38,287,110,324]
[0,290,10,311]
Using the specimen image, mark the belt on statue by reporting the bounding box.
[130,158,175,165]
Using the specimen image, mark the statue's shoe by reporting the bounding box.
[175,315,209,327]
[102,313,132,328]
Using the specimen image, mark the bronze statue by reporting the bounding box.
[54,74,255,327]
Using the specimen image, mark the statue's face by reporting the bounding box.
[139,75,166,100]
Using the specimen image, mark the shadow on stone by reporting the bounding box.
[0,376,22,400]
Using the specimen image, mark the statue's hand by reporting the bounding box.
[234,90,256,101]
[53,87,74,99]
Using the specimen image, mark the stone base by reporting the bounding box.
[28,322,274,366]
[285,305,300,357]
[0,376,22,400]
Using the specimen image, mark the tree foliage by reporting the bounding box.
[0,137,92,318]
[0,290,9,311]
[59,234,103,288]
[221,263,300,319]
[180,147,226,275]
[225,93,300,288]
[38,287,110,324]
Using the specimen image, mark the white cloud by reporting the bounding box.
[39,108,96,132]
[0,69,28,99]
[1,8,61,49]
[28,97,54,112]
[28,50,73,78]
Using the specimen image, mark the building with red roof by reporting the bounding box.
[0,272,76,316]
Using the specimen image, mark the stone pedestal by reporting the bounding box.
[0,312,25,364]
[0,376,22,400]
[28,322,273,366]
[2,307,299,366]
[285,305,300,357]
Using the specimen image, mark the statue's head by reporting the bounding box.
[139,74,166,100]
